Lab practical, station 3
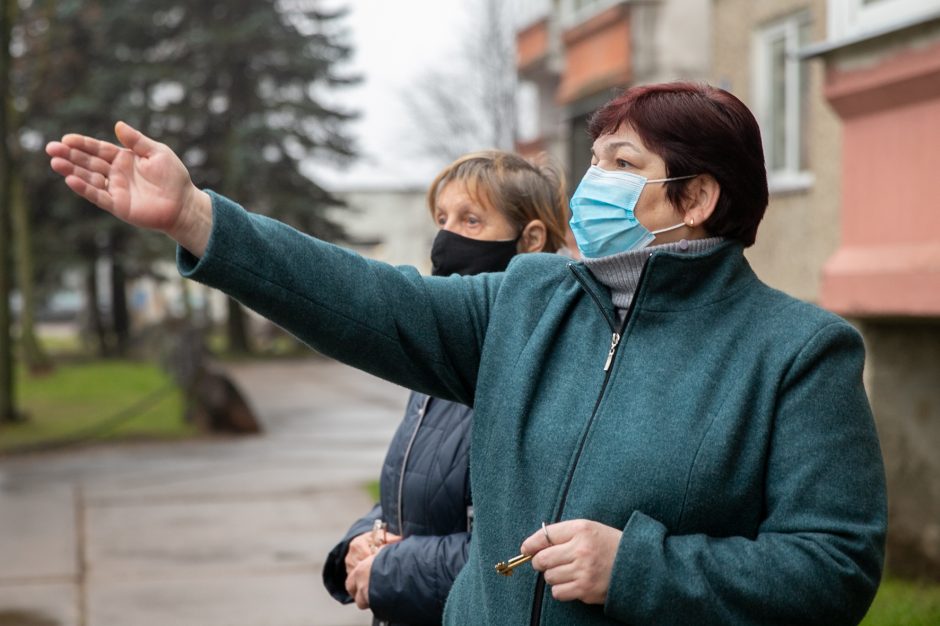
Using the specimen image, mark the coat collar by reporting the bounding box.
[567,240,756,315]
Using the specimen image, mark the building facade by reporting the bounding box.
[715,0,940,580]
[805,0,940,580]
[514,0,711,183]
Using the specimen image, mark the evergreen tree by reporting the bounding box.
[18,0,357,355]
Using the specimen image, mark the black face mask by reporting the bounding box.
[430,229,520,277]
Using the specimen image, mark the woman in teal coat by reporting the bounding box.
[47,82,886,625]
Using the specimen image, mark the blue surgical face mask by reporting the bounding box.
[569,165,697,258]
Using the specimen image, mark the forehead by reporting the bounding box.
[436,180,490,211]
[592,124,646,153]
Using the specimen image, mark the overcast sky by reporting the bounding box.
[310,0,466,192]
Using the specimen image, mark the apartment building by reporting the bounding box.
[714,0,940,579]
[514,0,710,181]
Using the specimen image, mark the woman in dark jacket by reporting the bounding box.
[322,151,571,625]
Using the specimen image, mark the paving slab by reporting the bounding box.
[0,583,78,626]
[0,485,76,582]
[85,489,374,580]
[87,574,370,626]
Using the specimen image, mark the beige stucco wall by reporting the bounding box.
[330,188,436,273]
[860,320,940,578]
[711,0,841,304]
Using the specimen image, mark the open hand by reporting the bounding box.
[521,519,622,605]
[46,122,212,256]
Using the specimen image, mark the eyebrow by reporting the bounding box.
[592,140,641,157]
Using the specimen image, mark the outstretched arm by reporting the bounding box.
[46,122,212,256]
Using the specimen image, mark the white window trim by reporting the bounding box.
[828,0,940,41]
[559,0,625,29]
[753,14,814,194]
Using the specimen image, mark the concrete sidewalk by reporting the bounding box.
[0,357,408,626]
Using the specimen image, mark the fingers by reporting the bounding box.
[49,152,109,190]
[115,121,160,157]
[521,520,575,555]
[549,581,583,603]
[62,174,114,213]
[531,545,571,572]
[344,570,357,599]
[354,581,369,610]
[541,560,578,585]
[46,137,118,181]
[48,133,121,163]
[344,560,371,610]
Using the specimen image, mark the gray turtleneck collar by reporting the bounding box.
[581,237,725,312]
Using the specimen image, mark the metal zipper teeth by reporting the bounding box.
[529,261,650,626]
[397,395,430,534]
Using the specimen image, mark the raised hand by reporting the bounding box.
[46,122,212,256]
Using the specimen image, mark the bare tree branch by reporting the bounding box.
[400,0,516,165]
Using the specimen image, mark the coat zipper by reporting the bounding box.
[529,261,650,626]
[397,395,431,534]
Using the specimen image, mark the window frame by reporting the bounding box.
[752,12,815,194]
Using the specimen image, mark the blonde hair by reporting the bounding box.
[426,151,569,252]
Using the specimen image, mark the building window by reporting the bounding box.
[753,13,813,192]
[828,0,940,41]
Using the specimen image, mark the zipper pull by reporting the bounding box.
[603,332,621,371]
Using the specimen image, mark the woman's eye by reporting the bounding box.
[466,216,480,226]
[436,214,446,226]
[616,159,631,168]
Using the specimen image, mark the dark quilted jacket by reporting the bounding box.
[323,391,473,625]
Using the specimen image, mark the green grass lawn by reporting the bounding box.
[0,360,195,453]
[862,576,940,625]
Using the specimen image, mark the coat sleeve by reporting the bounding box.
[604,322,887,626]
[178,191,503,405]
[322,504,383,604]
[368,532,471,625]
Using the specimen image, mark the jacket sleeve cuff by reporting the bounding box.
[321,505,383,604]
[177,189,237,280]
[604,510,664,622]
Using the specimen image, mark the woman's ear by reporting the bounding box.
[683,174,720,229]
[518,219,547,253]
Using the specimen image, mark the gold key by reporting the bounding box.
[495,553,533,576]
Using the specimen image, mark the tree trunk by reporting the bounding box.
[0,0,17,422]
[225,296,250,355]
[108,233,130,357]
[12,175,52,373]
[179,275,194,323]
[85,253,110,358]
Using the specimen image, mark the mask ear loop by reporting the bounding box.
[649,221,687,236]
[646,173,699,184]
[647,174,700,236]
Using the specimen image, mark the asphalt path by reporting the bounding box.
[0,357,408,626]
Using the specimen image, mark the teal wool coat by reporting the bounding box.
[180,192,886,626]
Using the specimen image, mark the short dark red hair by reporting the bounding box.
[588,82,768,247]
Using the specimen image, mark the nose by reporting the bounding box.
[440,217,460,234]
